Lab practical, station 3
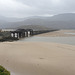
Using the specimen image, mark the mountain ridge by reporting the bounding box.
[0,13,75,29]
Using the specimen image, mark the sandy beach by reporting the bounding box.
[0,42,75,75]
[35,30,75,37]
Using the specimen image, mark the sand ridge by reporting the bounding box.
[0,42,75,75]
[35,30,75,37]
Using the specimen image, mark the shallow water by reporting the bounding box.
[9,36,75,75]
[64,32,75,35]
[19,36,75,45]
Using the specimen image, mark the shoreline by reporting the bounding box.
[0,42,75,75]
[35,30,75,37]
[0,29,75,75]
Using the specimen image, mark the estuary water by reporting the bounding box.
[64,32,75,35]
[19,36,75,45]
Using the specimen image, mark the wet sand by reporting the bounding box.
[35,30,75,37]
[0,42,75,75]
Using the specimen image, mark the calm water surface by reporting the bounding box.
[12,33,75,75]
[18,36,75,45]
[64,32,75,35]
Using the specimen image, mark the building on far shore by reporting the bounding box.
[1,29,16,32]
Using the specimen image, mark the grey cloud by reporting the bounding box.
[0,0,75,18]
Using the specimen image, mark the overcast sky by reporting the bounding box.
[0,0,75,18]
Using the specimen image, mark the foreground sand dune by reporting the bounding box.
[0,42,75,75]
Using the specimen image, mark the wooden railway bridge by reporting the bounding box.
[0,28,58,41]
[10,28,57,40]
[10,29,33,39]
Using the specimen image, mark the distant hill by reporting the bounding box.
[0,15,25,22]
[0,13,75,29]
[49,13,75,21]
[18,25,53,31]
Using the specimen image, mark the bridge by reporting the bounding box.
[0,28,58,42]
[10,29,33,39]
[10,29,57,39]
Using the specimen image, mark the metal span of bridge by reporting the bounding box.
[10,29,33,39]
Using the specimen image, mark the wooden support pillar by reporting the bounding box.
[17,33,21,39]
[11,33,13,37]
[29,31,33,36]
[31,31,33,35]
[15,33,17,38]
[18,33,19,39]
[19,33,21,38]
[30,31,32,35]
[21,33,23,38]
[23,32,25,37]
[16,33,19,39]
[22,32,25,38]
[26,31,28,37]
[13,33,15,38]
[24,32,26,37]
